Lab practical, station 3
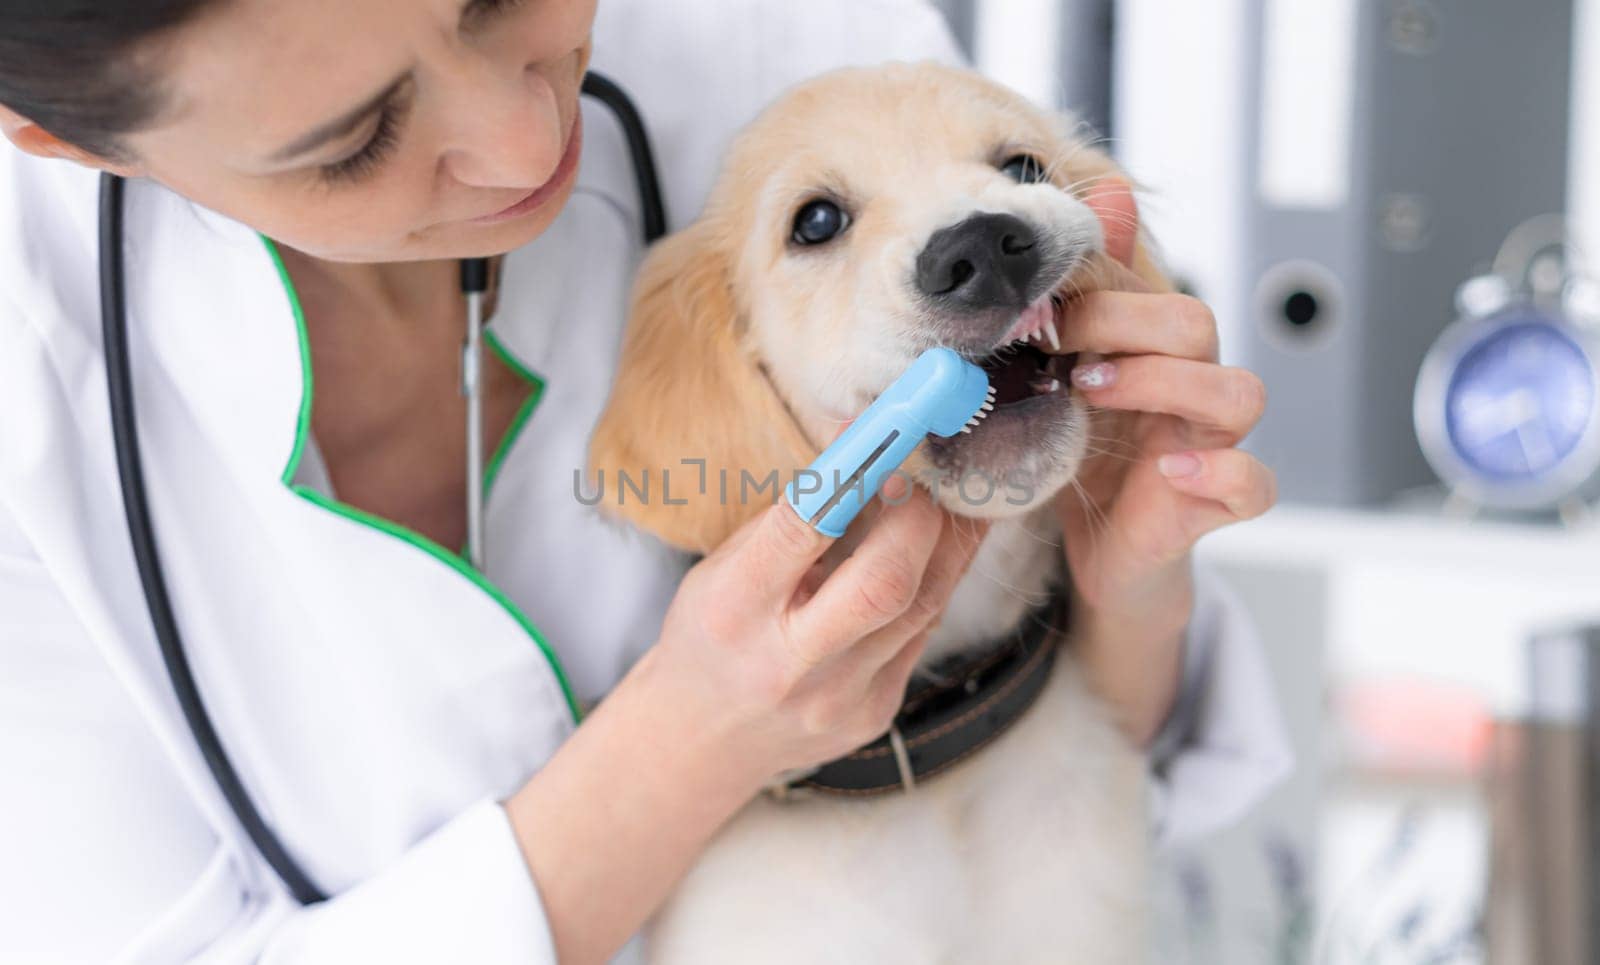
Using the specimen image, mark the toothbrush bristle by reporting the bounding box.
[960,384,998,430]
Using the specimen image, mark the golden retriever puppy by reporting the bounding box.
[591,62,1174,964]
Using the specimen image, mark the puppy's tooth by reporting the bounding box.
[1044,325,1061,351]
[1050,378,1062,393]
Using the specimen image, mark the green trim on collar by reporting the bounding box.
[483,330,546,499]
[260,236,580,724]
[264,238,316,488]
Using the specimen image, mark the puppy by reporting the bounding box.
[590,62,1175,964]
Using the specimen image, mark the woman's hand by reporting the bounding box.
[650,485,989,777]
[1051,180,1277,744]
[508,488,986,964]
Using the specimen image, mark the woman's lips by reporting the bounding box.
[470,112,584,226]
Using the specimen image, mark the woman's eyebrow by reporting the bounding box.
[267,72,412,164]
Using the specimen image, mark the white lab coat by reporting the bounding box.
[0,1,1291,962]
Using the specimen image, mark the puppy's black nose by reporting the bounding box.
[915,213,1041,308]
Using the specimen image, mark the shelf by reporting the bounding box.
[1194,498,1600,717]
[1197,499,1600,581]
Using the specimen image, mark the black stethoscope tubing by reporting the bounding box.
[98,72,665,906]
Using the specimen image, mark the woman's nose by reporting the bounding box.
[442,67,566,191]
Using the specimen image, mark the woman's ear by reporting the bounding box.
[588,222,816,554]
[0,106,143,177]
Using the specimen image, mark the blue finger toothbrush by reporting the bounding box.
[786,347,994,537]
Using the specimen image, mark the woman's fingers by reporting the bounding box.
[728,501,838,607]
[1071,355,1267,444]
[846,510,990,670]
[861,629,934,725]
[793,498,989,675]
[1156,448,1278,530]
[1057,290,1220,363]
[848,528,983,740]
[896,511,988,630]
[789,490,946,661]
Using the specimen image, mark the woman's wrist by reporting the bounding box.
[502,647,768,963]
[617,644,783,797]
[1072,560,1195,747]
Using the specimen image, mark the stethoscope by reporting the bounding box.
[98,72,665,906]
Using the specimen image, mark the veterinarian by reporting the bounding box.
[0,0,1290,961]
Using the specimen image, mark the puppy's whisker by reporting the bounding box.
[1060,170,1122,189]
[1012,517,1066,549]
[1066,182,1124,194]
[1080,448,1140,467]
[1067,476,1113,548]
[966,553,1052,608]
[1086,213,1142,230]
[1083,435,1141,458]
[1081,432,1141,454]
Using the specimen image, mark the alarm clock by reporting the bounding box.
[1414,221,1600,514]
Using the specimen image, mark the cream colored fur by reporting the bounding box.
[590,62,1175,963]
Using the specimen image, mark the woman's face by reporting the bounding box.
[117,0,598,262]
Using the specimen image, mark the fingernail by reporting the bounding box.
[1071,361,1117,390]
[1158,452,1203,479]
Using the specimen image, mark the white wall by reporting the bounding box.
[972,0,1063,108]
[1112,0,1256,364]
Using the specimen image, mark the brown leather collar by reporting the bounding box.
[787,588,1069,797]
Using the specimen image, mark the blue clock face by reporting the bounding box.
[1444,313,1595,480]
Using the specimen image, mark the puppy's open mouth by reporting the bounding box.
[976,294,1078,408]
[923,289,1090,495]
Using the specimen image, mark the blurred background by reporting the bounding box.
[925,1,1600,962]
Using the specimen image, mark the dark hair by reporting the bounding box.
[0,1,223,159]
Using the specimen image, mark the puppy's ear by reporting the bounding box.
[588,223,816,554]
[1059,145,1177,294]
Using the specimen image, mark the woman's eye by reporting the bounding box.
[1000,154,1049,185]
[791,200,850,246]
[318,97,409,186]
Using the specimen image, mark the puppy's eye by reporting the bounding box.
[1000,154,1049,185]
[792,200,850,246]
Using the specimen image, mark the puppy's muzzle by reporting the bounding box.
[915,213,1042,312]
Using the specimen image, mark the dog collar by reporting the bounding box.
[786,587,1068,797]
